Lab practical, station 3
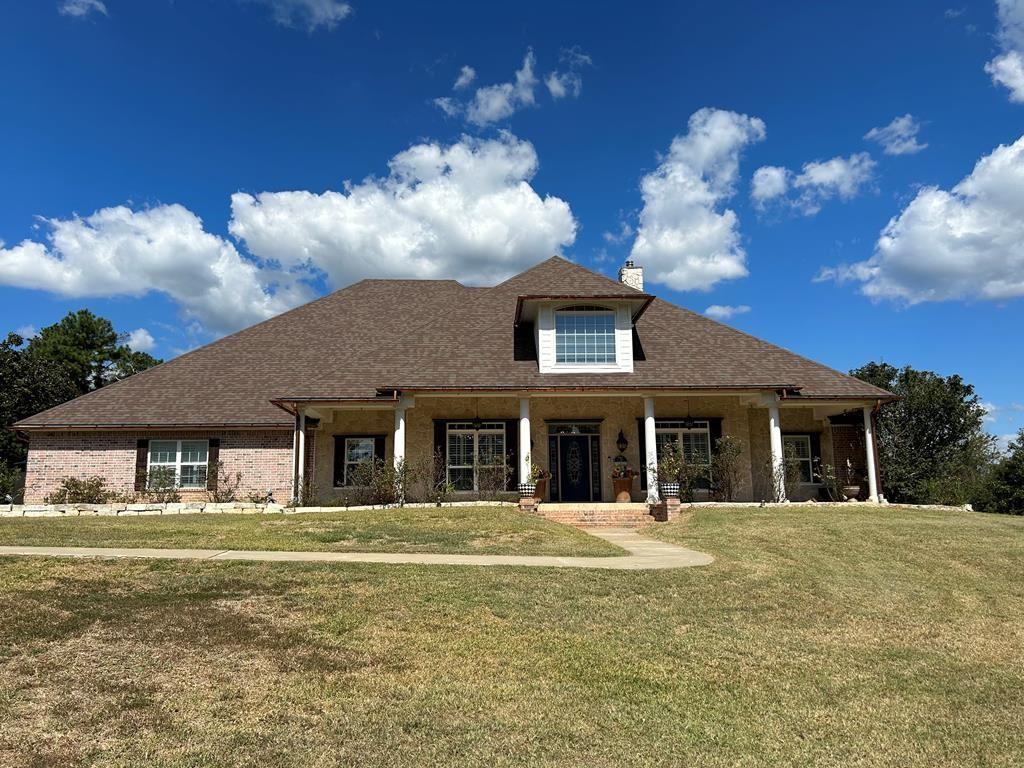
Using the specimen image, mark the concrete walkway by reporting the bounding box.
[0,528,713,570]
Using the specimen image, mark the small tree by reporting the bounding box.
[476,458,512,501]
[44,476,112,504]
[424,447,455,506]
[710,436,743,501]
[348,457,400,506]
[0,461,23,503]
[979,429,1024,515]
[145,466,181,503]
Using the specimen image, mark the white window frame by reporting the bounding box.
[654,420,712,481]
[147,439,209,489]
[536,302,634,374]
[341,436,376,486]
[554,305,617,365]
[446,422,506,492]
[783,434,815,484]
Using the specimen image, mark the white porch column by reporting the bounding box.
[768,405,785,502]
[519,397,531,485]
[863,406,879,503]
[644,396,658,502]
[393,404,407,470]
[296,408,307,504]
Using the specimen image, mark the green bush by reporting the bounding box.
[44,476,112,504]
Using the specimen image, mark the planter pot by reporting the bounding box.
[659,482,680,499]
[518,482,537,498]
[842,484,861,501]
[613,476,634,503]
[534,477,548,501]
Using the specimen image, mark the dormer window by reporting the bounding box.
[555,306,616,364]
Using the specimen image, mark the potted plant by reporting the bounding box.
[610,462,638,502]
[652,446,684,499]
[518,456,549,500]
[841,458,863,501]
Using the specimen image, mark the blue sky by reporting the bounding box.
[1,0,1022,443]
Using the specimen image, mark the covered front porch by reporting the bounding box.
[282,390,884,508]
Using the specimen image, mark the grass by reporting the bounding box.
[0,506,1022,767]
[0,505,623,557]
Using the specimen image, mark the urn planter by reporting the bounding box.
[613,476,634,503]
[659,481,681,499]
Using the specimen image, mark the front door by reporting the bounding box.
[557,434,593,502]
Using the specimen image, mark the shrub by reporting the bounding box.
[44,476,112,504]
[710,436,743,501]
[207,461,242,503]
[144,466,181,503]
[0,462,24,503]
[347,457,400,506]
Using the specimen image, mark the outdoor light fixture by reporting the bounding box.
[616,430,628,453]
[471,417,483,431]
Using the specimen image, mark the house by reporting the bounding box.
[14,257,895,506]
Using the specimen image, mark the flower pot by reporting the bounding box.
[842,484,861,501]
[659,481,680,499]
[518,482,537,498]
[534,477,548,501]
[613,476,634,503]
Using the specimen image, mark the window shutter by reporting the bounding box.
[134,439,149,491]
[206,438,220,491]
[708,418,723,454]
[433,420,446,467]
[333,436,345,487]
[373,436,386,462]
[636,417,647,491]
[809,432,822,480]
[504,419,519,491]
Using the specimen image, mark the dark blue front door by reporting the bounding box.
[557,435,592,502]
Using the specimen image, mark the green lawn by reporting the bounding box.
[1,506,1022,767]
[0,506,623,557]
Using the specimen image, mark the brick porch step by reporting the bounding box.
[533,502,655,528]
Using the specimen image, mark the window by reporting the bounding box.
[148,439,208,489]
[342,437,375,486]
[783,435,814,483]
[655,421,712,484]
[555,306,616,364]
[446,422,506,491]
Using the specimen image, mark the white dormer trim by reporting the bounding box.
[536,301,634,374]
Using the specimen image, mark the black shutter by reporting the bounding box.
[333,436,345,487]
[809,432,822,481]
[206,438,220,491]
[504,419,519,491]
[433,420,447,468]
[373,436,386,461]
[708,418,723,454]
[637,417,647,491]
[134,439,149,491]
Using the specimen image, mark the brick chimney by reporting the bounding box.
[618,260,644,291]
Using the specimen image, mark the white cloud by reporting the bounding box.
[750,165,790,207]
[602,221,634,244]
[126,328,156,353]
[791,153,876,214]
[751,153,875,215]
[817,135,1024,303]
[433,96,461,118]
[58,0,107,18]
[453,65,476,90]
[543,46,591,101]
[865,114,928,155]
[628,107,766,292]
[244,0,352,32]
[704,304,751,320]
[0,205,302,335]
[982,402,999,423]
[228,131,577,287]
[986,0,1024,101]
[465,51,538,127]
[13,325,38,339]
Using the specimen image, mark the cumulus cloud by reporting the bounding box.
[754,153,875,215]
[865,114,928,155]
[244,0,352,32]
[817,135,1024,303]
[464,51,538,126]
[544,46,592,100]
[986,0,1024,101]
[453,65,476,90]
[126,328,156,353]
[229,131,577,287]
[750,165,790,207]
[704,304,751,320]
[58,0,107,18]
[0,205,302,335]
[628,108,766,292]
[13,325,38,339]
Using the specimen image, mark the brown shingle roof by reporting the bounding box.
[14,256,894,429]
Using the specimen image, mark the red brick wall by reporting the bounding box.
[23,430,294,503]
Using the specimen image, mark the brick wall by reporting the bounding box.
[23,430,293,503]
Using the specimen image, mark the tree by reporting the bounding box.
[851,362,996,505]
[26,310,160,395]
[979,430,1024,515]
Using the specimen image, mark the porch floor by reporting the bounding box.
[534,502,655,528]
